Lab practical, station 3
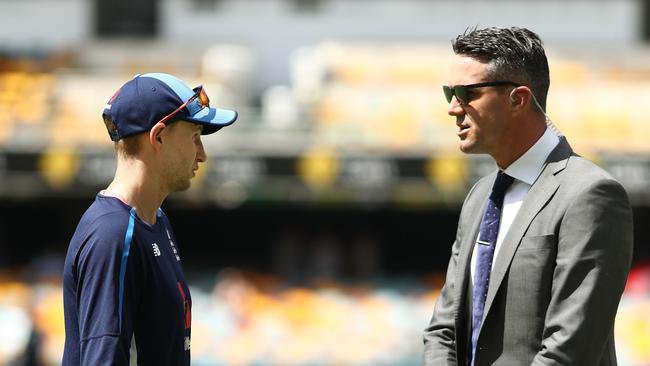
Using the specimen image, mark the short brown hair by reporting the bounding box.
[115,134,142,157]
[114,121,182,157]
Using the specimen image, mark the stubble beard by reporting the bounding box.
[171,175,192,192]
[165,166,193,193]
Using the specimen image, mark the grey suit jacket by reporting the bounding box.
[423,138,634,366]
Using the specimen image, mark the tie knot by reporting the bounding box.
[492,171,514,197]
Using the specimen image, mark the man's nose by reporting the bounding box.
[196,139,207,162]
[447,97,464,116]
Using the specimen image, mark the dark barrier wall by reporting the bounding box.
[95,0,158,38]
[0,198,648,279]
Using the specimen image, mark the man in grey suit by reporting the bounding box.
[423,27,633,365]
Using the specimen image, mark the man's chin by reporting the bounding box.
[172,180,192,193]
[459,141,476,154]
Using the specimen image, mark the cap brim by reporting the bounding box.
[185,107,238,135]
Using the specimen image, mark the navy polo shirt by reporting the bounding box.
[63,194,192,366]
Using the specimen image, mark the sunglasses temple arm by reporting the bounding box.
[157,102,187,125]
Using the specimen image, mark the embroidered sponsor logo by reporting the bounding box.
[152,243,161,257]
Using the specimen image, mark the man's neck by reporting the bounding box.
[494,119,547,169]
[106,160,166,225]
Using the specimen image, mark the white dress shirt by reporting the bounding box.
[470,128,560,283]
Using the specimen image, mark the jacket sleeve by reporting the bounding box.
[531,178,633,365]
[74,214,142,366]
[422,231,462,365]
[423,180,484,366]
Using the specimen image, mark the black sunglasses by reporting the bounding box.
[442,81,520,105]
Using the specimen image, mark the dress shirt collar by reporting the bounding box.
[504,127,560,185]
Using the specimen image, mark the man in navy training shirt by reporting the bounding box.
[62,73,238,365]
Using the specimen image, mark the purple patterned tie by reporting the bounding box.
[470,171,514,365]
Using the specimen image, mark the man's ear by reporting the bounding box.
[149,122,167,149]
[509,86,532,112]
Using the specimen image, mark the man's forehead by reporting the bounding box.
[448,55,489,84]
[176,120,204,133]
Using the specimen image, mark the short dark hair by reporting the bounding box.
[452,26,550,111]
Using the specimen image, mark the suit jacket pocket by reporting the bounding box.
[518,234,556,252]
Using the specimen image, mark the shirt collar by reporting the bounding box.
[504,127,560,185]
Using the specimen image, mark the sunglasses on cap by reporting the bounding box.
[157,85,210,125]
[443,81,519,105]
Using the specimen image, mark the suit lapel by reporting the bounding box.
[453,174,493,321]
[480,137,573,325]
[453,175,493,362]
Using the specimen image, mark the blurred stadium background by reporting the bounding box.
[1,0,650,365]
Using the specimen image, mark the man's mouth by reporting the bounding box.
[457,122,471,139]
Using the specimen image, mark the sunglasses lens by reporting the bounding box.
[443,85,468,104]
[454,86,468,104]
[443,86,453,103]
[198,88,210,107]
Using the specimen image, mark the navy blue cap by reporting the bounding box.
[102,73,238,141]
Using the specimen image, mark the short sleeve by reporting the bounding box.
[74,210,142,366]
